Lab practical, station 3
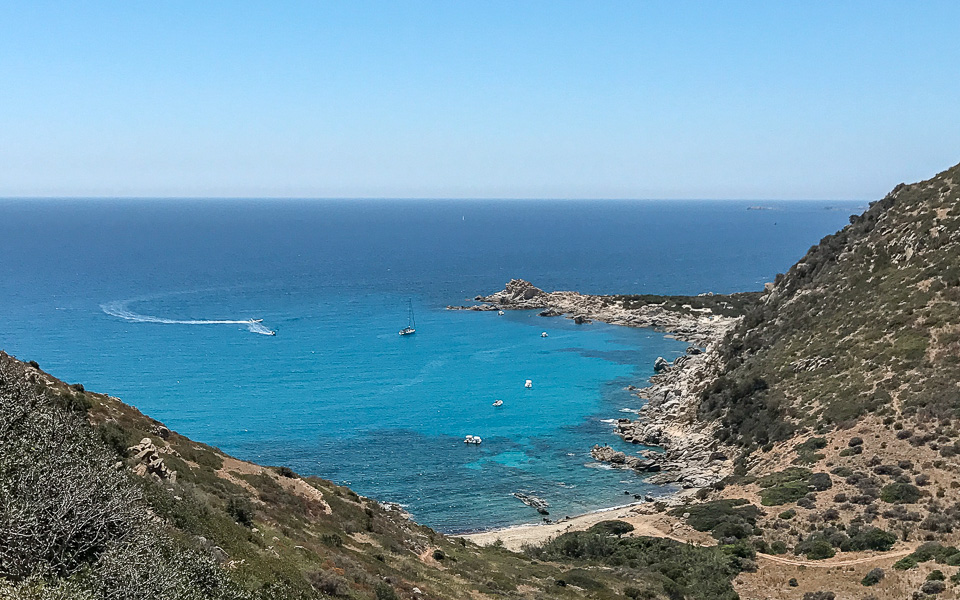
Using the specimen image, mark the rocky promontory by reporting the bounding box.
[447,278,741,346]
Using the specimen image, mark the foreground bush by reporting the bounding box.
[0,355,242,599]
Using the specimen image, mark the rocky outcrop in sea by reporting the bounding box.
[447,278,737,346]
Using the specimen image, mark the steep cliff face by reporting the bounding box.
[700,162,960,453]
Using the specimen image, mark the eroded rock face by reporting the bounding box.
[488,279,549,307]
[127,437,176,483]
[610,348,736,490]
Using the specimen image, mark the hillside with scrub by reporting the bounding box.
[678,162,960,599]
[0,351,752,600]
[702,162,960,451]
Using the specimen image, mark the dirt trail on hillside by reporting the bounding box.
[756,547,915,568]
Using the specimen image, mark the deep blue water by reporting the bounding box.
[0,199,861,532]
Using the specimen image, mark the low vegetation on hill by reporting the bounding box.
[700,163,960,453]
[0,352,751,599]
[601,292,762,318]
[651,163,960,599]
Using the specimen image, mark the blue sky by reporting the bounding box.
[1,1,959,199]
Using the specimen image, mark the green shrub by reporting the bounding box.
[861,568,884,586]
[757,468,818,505]
[226,496,254,527]
[794,438,827,464]
[98,421,134,457]
[760,482,809,506]
[561,569,606,591]
[880,483,922,504]
[670,499,759,540]
[528,532,744,599]
[321,533,343,547]
[274,465,298,478]
[375,583,399,600]
[893,556,918,570]
[847,527,896,552]
[794,536,835,560]
[588,520,635,537]
[809,473,833,491]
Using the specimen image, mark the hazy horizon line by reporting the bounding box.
[0,195,870,203]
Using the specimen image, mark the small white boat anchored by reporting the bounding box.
[541,331,548,337]
[492,399,503,407]
[525,379,533,389]
[399,299,416,336]
[463,435,482,444]
[498,310,505,316]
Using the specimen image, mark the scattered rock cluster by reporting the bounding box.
[127,437,176,482]
[611,349,734,489]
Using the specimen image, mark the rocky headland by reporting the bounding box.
[451,278,744,498]
[447,278,742,346]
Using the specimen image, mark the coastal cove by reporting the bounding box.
[0,199,860,533]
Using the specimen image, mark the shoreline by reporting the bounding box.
[451,279,744,546]
[460,495,714,551]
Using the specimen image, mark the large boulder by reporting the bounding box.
[653,357,669,372]
[484,279,549,307]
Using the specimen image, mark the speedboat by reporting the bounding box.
[525,379,533,389]
[498,310,505,315]
[541,331,548,337]
[463,435,482,444]
[492,400,503,407]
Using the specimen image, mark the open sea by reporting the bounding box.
[0,199,860,532]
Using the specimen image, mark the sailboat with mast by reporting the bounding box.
[399,299,416,336]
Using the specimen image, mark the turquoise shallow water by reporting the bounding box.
[0,199,861,531]
[69,289,688,532]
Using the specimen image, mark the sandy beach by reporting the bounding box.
[459,501,714,551]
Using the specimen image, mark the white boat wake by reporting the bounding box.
[101,300,276,335]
